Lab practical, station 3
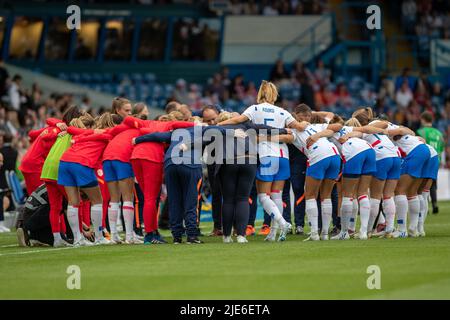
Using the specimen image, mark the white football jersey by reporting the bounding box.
[332,126,372,162]
[388,123,424,156]
[291,123,339,165]
[361,120,400,160]
[243,102,295,159]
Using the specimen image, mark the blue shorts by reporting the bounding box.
[58,161,98,188]
[343,148,376,177]
[400,144,431,178]
[373,157,401,180]
[256,157,290,182]
[103,160,134,182]
[422,156,439,180]
[306,155,341,180]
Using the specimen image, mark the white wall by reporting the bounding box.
[431,39,450,73]
[437,169,450,201]
[222,15,333,64]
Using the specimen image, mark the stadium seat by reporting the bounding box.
[69,73,81,83]
[131,73,143,84]
[80,73,92,83]
[92,73,103,83]
[58,72,69,81]
[143,73,156,83]
[5,171,26,208]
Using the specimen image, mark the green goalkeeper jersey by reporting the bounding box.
[417,126,445,155]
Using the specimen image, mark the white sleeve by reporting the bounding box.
[291,130,303,151]
[332,131,341,140]
[242,106,255,122]
[319,123,330,131]
[387,122,400,129]
[285,112,295,126]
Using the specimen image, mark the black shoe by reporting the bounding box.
[433,206,439,214]
[60,233,73,245]
[186,236,203,244]
[173,237,183,244]
[331,226,341,237]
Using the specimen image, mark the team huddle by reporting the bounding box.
[16,80,439,247]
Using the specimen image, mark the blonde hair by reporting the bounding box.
[158,114,171,122]
[69,113,94,129]
[257,80,278,104]
[168,111,184,121]
[69,118,85,128]
[216,111,232,123]
[189,116,202,123]
[345,117,362,127]
[94,112,116,129]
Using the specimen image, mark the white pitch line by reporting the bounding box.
[0,244,19,248]
[0,246,78,257]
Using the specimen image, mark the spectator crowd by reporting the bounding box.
[167,60,450,168]
[401,0,450,65]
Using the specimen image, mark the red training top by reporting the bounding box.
[19,126,62,173]
[19,117,65,173]
[128,117,195,163]
[102,116,141,163]
[61,133,114,169]
[61,124,129,169]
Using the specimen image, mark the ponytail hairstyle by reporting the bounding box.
[345,117,362,127]
[352,107,374,126]
[257,80,278,104]
[94,112,116,129]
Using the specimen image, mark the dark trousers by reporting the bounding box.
[431,180,438,210]
[331,185,340,228]
[134,183,145,232]
[207,164,223,230]
[219,163,257,236]
[282,154,307,227]
[22,205,54,246]
[165,165,202,238]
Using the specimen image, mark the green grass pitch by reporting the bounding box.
[1,202,450,300]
